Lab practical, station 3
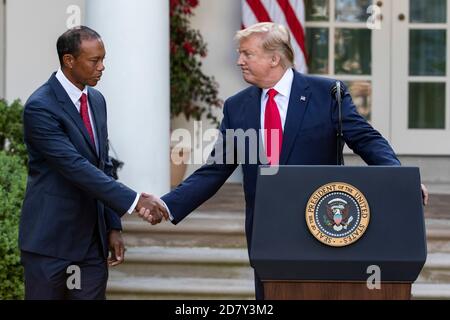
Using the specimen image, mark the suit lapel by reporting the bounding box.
[87,88,103,158]
[48,74,98,157]
[279,71,311,165]
[244,86,263,164]
[244,86,262,131]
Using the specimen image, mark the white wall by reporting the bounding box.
[172,0,245,182]
[190,0,247,101]
[5,0,85,103]
[0,0,5,99]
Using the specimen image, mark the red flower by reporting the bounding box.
[170,0,180,14]
[170,41,177,54]
[188,0,199,7]
[183,41,196,55]
[182,6,192,14]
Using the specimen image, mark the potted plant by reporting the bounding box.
[170,0,222,186]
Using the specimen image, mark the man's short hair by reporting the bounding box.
[235,22,295,69]
[56,26,101,67]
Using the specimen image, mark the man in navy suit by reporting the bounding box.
[144,22,428,299]
[20,26,168,300]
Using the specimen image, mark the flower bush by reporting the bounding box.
[170,0,222,125]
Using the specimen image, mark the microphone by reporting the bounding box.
[331,81,345,166]
[330,83,345,99]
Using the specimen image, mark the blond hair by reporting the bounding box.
[235,22,295,69]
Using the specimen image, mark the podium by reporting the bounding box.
[250,166,427,300]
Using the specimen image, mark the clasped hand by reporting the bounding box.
[135,192,169,225]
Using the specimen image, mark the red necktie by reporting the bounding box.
[264,88,283,165]
[79,93,96,147]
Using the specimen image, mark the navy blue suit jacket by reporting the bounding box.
[162,71,400,248]
[19,73,136,261]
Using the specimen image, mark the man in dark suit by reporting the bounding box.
[142,22,428,299]
[20,26,167,300]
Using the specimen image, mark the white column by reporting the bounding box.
[86,0,170,196]
[0,0,5,98]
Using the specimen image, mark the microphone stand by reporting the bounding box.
[335,81,345,166]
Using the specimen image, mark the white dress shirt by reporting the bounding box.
[55,68,99,154]
[55,68,139,215]
[260,68,294,148]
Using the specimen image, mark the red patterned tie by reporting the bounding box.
[264,88,283,165]
[79,93,95,147]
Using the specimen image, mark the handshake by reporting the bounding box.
[135,193,169,225]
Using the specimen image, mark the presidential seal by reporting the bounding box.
[305,182,370,247]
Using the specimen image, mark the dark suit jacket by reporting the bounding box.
[162,70,401,248]
[19,73,136,261]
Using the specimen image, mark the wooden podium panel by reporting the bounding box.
[263,281,411,300]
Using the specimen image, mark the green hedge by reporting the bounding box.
[0,99,26,299]
[0,151,26,299]
[0,99,27,164]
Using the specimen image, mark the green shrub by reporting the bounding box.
[0,151,26,299]
[0,99,27,165]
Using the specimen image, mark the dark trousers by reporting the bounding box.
[21,233,108,300]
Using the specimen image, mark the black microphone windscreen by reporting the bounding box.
[330,82,345,98]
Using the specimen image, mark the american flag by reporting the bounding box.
[242,0,308,73]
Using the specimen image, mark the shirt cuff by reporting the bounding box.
[127,193,140,214]
[161,199,174,221]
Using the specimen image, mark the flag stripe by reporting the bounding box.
[242,0,308,73]
[242,0,259,28]
[276,0,307,61]
[246,0,272,23]
[264,0,305,70]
